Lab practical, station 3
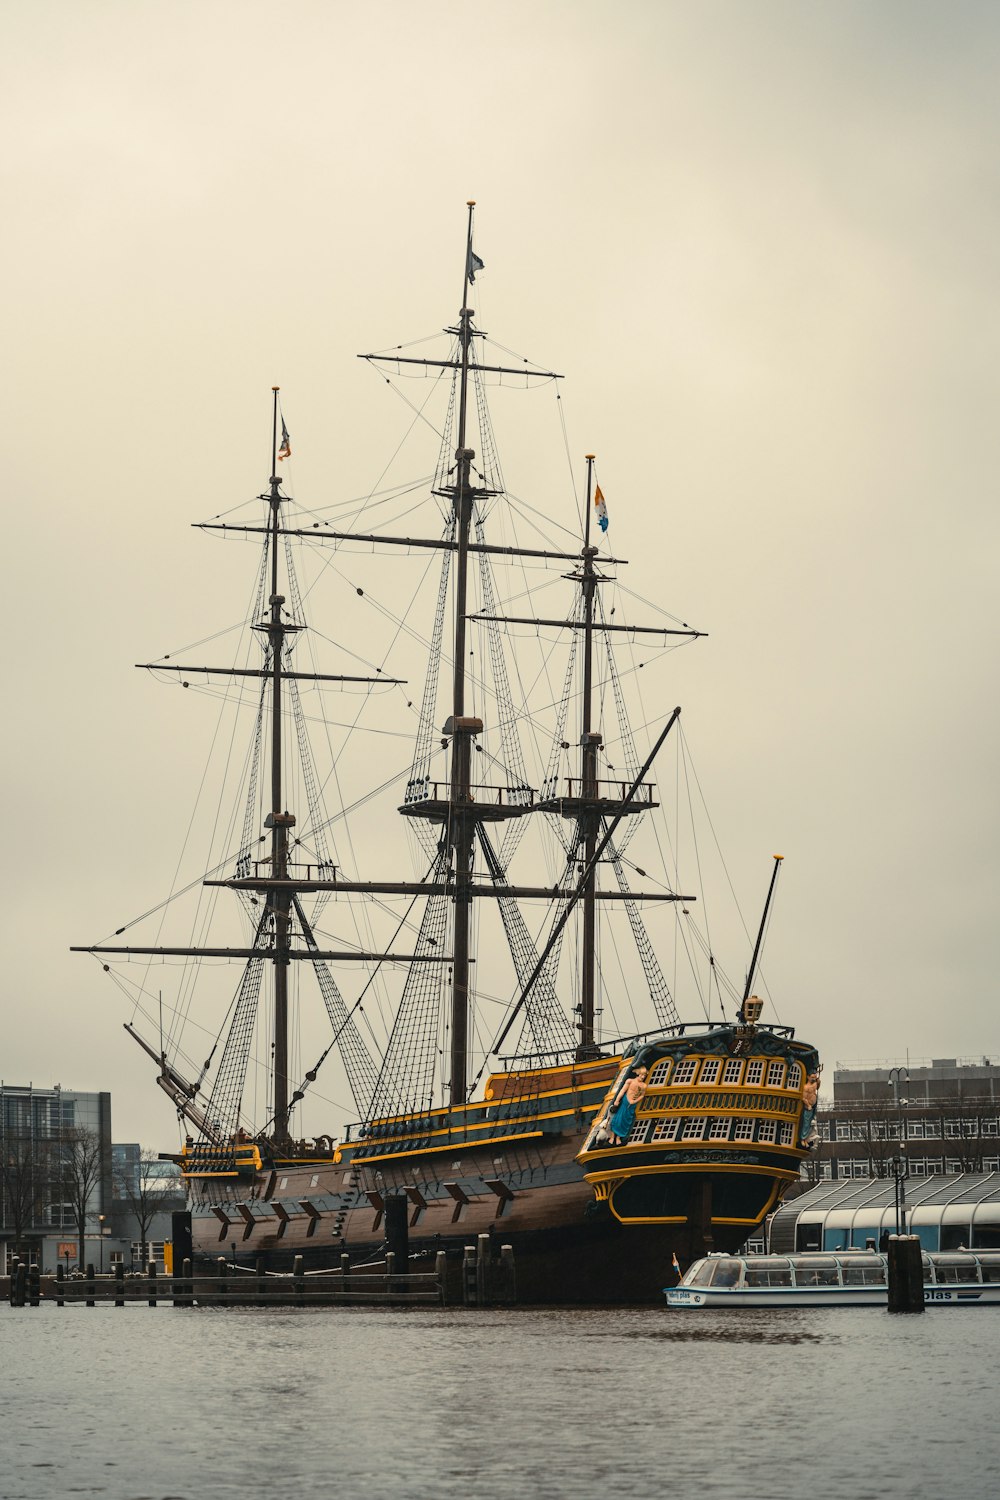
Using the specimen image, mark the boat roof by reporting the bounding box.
[770,1172,1000,1247]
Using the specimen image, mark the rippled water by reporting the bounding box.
[2,1303,996,1499]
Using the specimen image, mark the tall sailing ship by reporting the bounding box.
[75,205,820,1303]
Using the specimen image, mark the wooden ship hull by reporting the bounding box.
[185,1025,819,1303]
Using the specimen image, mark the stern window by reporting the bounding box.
[745,1059,765,1086]
[699,1059,722,1085]
[722,1059,744,1085]
[766,1060,786,1087]
[673,1058,699,1086]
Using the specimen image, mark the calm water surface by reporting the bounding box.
[2,1303,997,1500]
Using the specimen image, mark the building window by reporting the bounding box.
[699,1059,722,1085]
[945,1121,962,1139]
[983,1120,999,1137]
[983,1157,1000,1171]
[745,1060,765,1086]
[766,1060,786,1088]
[908,1121,925,1139]
[836,1120,853,1142]
[708,1117,731,1141]
[732,1119,755,1141]
[673,1059,699,1086]
[722,1059,744,1085]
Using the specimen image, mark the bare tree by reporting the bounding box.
[1,1135,50,1258]
[114,1146,181,1268]
[58,1127,104,1269]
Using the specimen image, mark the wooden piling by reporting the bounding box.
[497,1244,517,1306]
[85,1263,96,1308]
[114,1263,125,1308]
[293,1255,305,1304]
[476,1234,490,1307]
[28,1262,41,1307]
[218,1255,228,1303]
[55,1263,65,1308]
[147,1259,157,1308]
[14,1261,27,1308]
[256,1255,266,1308]
[888,1234,925,1313]
[182,1257,193,1308]
[435,1250,448,1305]
[462,1244,477,1305]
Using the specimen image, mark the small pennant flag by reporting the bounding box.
[467,248,485,284]
[672,1252,681,1276]
[277,419,291,461]
[594,484,609,533]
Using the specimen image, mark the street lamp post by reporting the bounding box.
[889,1067,910,1235]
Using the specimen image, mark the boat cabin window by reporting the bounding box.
[690,1260,717,1286]
[790,1257,839,1287]
[743,1258,792,1287]
[977,1254,1000,1283]
[931,1256,980,1283]
[839,1256,886,1286]
[711,1259,742,1287]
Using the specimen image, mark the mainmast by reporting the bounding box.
[446,201,480,1105]
[263,387,295,1140]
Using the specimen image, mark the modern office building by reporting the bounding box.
[0,1082,113,1272]
[807,1057,1000,1183]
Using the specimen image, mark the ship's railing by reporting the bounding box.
[402,780,536,808]
[497,1021,798,1071]
[542,780,659,804]
[238,860,339,882]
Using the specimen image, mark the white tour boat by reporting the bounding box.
[665,1250,1000,1307]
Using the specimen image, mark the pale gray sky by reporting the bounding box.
[3,1,998,1142]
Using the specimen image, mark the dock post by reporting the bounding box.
[340,1252,351,1300]
[217,1256,228,1305]
[435,1249,448,1305]
[147,1259,157,1308]
[182,1257,193,1308]
[497,1244,517,1306]
[13,1261,27,1308]
[256,1255,265,1307]
[28,1262,41,1307]
[9,1257,19,1307]
[55,1263,65,1308]
[293,1254,304,1304]
[476,1233,490,1307]
[462,1244,477,1306]
[385,1250,396,1297]
[114,1263,125,1308]
[887,1234,925,1313]
[85,1262,96,1308]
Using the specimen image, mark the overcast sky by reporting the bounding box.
[2,1,998,1143]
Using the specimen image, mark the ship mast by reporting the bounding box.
[264,388,294,1140]
[578,456,601,1057]
[446,201,479,1105]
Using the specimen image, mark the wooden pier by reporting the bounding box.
[3,1236,517,1309]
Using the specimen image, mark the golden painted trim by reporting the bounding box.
[344,1129,545,1165]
